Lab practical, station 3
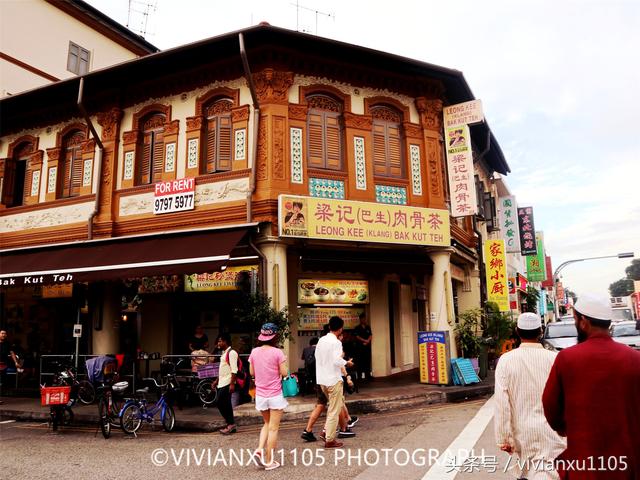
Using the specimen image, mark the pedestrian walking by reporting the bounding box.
[214,333,238,435]
[494,312,566,480]
[314,316,353,448]
[248,323,288,471]
[543,293,640,479]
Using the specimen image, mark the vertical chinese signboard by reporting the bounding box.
[517,207,537,255]
[499,196,521,253]
[484,239,509,311]
[526,232,547,282]
[443,100,484,218]
[418,331,451,385]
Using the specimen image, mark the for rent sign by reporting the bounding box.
[153,178,195,215]
[278,195,450,247]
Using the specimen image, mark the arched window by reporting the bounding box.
[306,94,343,170]
[2,142,32,207]
[58,131,85,198]
[371,105,404,178]
[138,113,166,185]
[203,98,233,173]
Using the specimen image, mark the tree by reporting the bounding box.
[524,286,540,313]
[625,259,640,281]
[233,292,292,345]
[609,278,634,297]
[454,308,482,358]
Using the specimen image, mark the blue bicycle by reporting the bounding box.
[119,374,178,434]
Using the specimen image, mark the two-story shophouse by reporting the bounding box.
[0,25,509,377]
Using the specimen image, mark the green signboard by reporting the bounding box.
[526,232,547,282]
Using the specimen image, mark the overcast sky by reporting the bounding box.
[86,0,640,298]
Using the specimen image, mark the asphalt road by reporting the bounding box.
[0,396,519,480]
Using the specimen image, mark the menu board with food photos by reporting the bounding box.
[298,279,369,305]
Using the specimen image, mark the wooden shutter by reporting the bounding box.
[140,131,152,185]
[217,115,232,171]
[151,130,164,183]
[373,122,387,176]
[2,158,16,206]
[325,113,342,170]
[61,148,74,197]
[387,125,403,177]
[205,118,217,173]
[70,148,83,196]
[307,112,324,168]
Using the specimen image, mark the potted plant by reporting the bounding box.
[454,308,483,360]
[233,292,292,345]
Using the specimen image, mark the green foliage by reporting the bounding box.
[482,302,516,352]
[233,292,292,345]
[625,259,640,281]
[454,308,482,358]
[609,278,634,297]
[524,286,540,313]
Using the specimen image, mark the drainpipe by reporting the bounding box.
[77,77,105,240]
[239,33,260,224]
[473,128,492,310]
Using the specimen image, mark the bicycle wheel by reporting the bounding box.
[120,403,143,434]
[78,380,96,405]
[50,408,60,431]
[110,396,125,427]
[162,404,175,432]
[98,397,111,439]
[196,379,217,406]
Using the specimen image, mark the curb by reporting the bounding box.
[0,384,494,432]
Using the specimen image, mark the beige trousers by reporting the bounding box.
[321,380,345,442]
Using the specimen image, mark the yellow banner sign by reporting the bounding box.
[484,240,509,312]
[185,266,258,292]
[298,279,369,304]
[298,307,365,331]
[279,195,450,247]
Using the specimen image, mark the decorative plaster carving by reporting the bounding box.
[288,104,308,121]
[0,202,94,233]
[206,100,232,116]
[82,159,93,187]
[253,69,294,104]
[409,144,422,196]
[426,138,442,197]
[256,120,268,181]
[124,152,134,180]
[97,108,123,142]
[118,178,251,216]
[188,139,199,169]
[370,106,401,123]
[165,143,176,172]
[231,106,250,123]
[416,97,443,131]
[403,123,423,139]
[343,112,372,130]
[122,131,139,144]
[186,116,203,131]
[82,139,96,154]
[30,170,40,197]
[164,120,180,136]
[234,129,246,161]
[273,116,285,180]
[46,148,61,162]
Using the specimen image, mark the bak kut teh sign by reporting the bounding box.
[278,195,450,247]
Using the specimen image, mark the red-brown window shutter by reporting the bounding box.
[152,130,164,183]
[2,157,16,206]
[387,125,403,177]
[217,116,232,171]
[372,107,404,178]
[325,114,342,170]
[307,113,325,168]
[373,123,388,176]
[140,132,152,184]
[70,147,83,196]
[205,118,217,173]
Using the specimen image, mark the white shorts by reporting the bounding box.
[255,393,288,411]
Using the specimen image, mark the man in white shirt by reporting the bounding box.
[494,312,566,480]
[214,333,238,435]
[315,316,353,448]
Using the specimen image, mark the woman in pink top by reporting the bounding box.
[248,323,288,471]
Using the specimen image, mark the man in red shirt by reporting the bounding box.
[543,293,640,479]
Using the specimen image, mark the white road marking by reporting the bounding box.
[421,396,495,480]
[0,420,16,424]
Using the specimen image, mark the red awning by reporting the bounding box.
[0,226,251,286]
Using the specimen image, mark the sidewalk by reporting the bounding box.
[0,371,494,432]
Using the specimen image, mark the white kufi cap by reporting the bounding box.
[517,312,542,330]
[574,293,612,321]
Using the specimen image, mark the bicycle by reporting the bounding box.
[97,380,128,439]
[52,358,96,405]
[119,374,178,435]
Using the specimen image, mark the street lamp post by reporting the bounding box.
[552,252,634,321]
